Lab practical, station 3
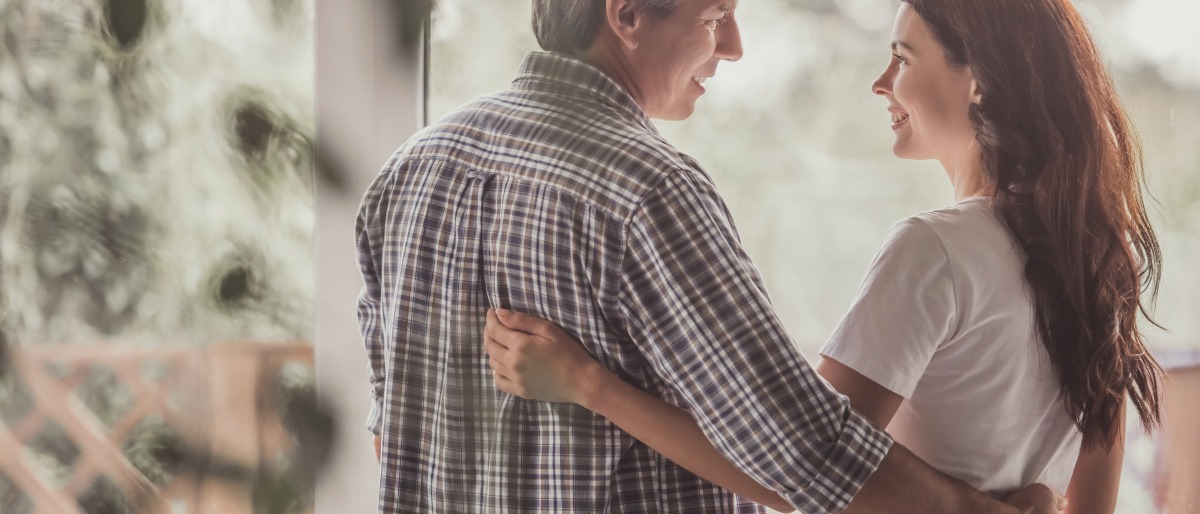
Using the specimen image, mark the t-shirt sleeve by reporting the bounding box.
[819,216,956,398]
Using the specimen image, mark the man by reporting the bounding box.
[356,0,1063,511]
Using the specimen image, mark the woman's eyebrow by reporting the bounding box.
[891,40,916,54]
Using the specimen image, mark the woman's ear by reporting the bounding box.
[605,0,641,50]
[969,76,983,105]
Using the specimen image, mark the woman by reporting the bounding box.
[484,0,1163,511]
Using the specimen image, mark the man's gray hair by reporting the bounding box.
[531,0,681,57]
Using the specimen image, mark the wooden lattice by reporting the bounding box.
[0,342,313,514]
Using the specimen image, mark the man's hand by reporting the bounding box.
[843,443,1067,514]
[1004,483,1068,514]
[374,434,382,463]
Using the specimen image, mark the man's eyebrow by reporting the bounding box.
[707,1,736,14]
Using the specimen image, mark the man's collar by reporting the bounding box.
[511,51,655,131]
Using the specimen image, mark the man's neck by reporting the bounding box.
[583,38,645,112]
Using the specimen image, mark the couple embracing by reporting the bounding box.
[355,0,1163,512]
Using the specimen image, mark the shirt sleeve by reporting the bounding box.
[819,216,956,398]
[355,172,391,436]
[618,169,893,514]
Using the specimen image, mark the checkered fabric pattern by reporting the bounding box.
[355,51,892,513]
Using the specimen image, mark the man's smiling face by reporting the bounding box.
[629,0,744,120]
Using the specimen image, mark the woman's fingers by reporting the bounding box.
[495,308,564,341]
[486,308,542,351]
[485,309,513,350]
[487,309,528,397]
[484,308,520,366]
[488,352,511,375]
[485,307,580,402]
[485,309,532,351]
[492,369,526,398]
[484,331,507,357]
[485,334,514,376]
[492,369,511,394]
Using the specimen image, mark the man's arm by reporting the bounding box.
[355,173,392,441]
[807,358,1030,511]
[487,309,1064,513]
[577,354,1058,514]
[613,170,1063,513]
[486,307,794,511]
[844,444,1063,513]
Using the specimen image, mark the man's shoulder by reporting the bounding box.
[392,89,708,210]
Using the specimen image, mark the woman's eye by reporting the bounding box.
[892,53,911,67]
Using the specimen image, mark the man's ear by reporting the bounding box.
[605,0,641,50]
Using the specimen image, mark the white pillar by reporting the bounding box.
[314,2,423,512]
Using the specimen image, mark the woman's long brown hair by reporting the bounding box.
[905,0,1164,449]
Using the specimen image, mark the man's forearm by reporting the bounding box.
[844,443,1015,514]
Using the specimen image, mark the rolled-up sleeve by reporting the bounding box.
[355,174,390,436]
[618,169,893,513]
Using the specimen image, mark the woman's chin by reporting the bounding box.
[890,144,931,161]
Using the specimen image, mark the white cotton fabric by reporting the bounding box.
[819,197,1082,495]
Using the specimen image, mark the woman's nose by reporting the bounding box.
[871,70,892,96]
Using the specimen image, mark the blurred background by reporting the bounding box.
[0,0,1196,512]
[0,0,322,511]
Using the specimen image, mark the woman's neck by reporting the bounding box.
[940,141,993,202]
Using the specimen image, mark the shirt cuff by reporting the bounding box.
[365,394,384,435]
[787,407,894,513]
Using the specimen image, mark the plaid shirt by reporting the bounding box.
[356,51,892,513]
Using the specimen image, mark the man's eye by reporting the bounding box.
[704,17,727,30]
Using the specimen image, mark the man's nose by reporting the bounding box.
[716,18,744,61]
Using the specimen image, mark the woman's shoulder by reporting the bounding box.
[908,197,991,225]
[897,199,1023,272]
[903,199,1008,245]
[880,200,989,248]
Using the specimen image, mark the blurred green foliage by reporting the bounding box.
[0,0,325,510]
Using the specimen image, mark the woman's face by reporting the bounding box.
[871,3,978,165]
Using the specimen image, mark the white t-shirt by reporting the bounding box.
[819,198,1082,495]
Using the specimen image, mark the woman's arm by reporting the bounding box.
[1063,403,1125,514]
[484,309,795,512]
[814,356,904,429]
